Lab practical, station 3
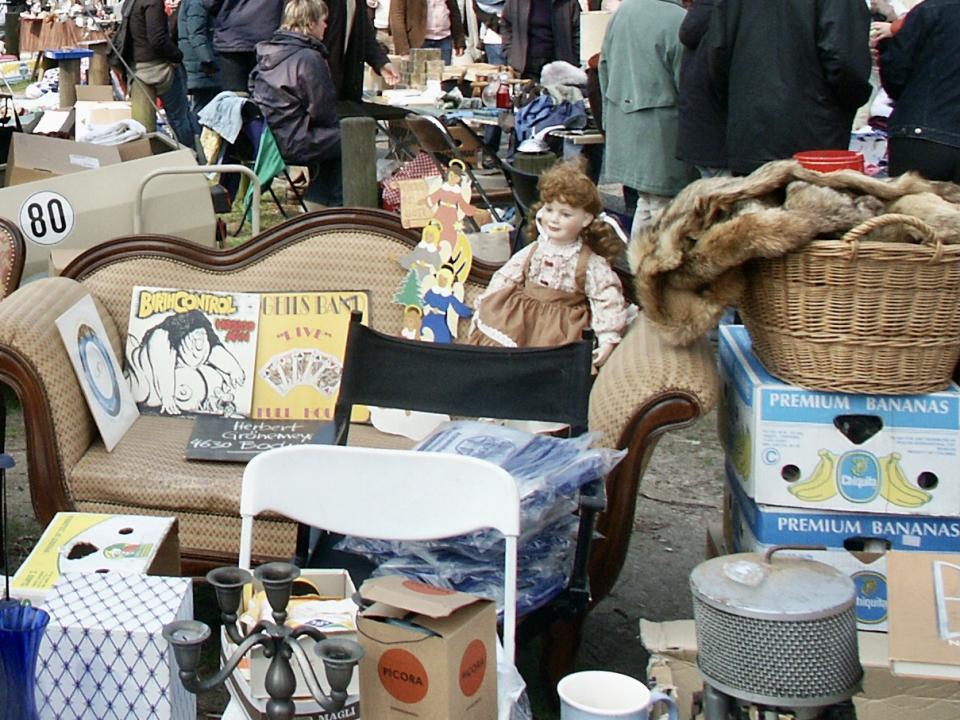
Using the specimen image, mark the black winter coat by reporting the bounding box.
[322,0,390,102]
[703,0,872,174]
[129,0,183,64]
[202,0,285,53]
[250,31,341,167]
[676,0,725,168]
[880,0,960,150]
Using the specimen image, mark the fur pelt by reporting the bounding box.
[539,61,588,87]
[630,160,960,345]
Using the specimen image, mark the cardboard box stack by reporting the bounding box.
[718,325,960,632]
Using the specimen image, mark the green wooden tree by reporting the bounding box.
[393,268,423,308]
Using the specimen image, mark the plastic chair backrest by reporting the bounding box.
[500,160,540,217]
[238,443,521,663]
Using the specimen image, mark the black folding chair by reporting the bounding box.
[305,313,603,626]
[404,114,513,225]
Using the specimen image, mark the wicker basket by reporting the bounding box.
[739,214,960,395]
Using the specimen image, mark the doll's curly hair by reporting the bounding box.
[526,158,622,261]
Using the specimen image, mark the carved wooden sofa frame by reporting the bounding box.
[0,209,717,673]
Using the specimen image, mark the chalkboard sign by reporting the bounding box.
[185,417,336,462]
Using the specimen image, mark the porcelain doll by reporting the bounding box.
[467,161,628,368]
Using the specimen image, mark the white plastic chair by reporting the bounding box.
[237,443,522,665]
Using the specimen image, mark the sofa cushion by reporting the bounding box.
[69,415,416,558]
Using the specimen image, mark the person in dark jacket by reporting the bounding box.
[879,0,960,182]
[178,0,220,110]
[676,0,727,176]
[703,0,872,175]
[322,0,399,104]
[128,0,200,148]
[202,0,285,91]
[500,0,579,80]
[251,0,343,206]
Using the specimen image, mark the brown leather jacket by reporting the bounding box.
[390,0,466,54]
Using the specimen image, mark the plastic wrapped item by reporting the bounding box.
[337,420,626,614]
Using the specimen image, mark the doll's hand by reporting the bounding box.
[592,342,615,369]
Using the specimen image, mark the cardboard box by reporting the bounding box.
[887,550,960,680]
[726,462,960,631]
[357,575,497,720]
[5,132,123,187]
[76,85,115,102]
[10,512,180,605]
[0,148,215,280]
[641,619,960,720]
[718,325,960,517]
[35,572,194,720]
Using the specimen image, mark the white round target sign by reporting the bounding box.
[19,191,76,245]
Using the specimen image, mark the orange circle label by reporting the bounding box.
[378,649,429,704]
[402,580,457,596]
[458,639,487,697]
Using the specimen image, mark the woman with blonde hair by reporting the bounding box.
[250,0,344,206]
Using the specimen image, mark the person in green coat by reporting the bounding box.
[179,0,221,111]
[599,0,697,230]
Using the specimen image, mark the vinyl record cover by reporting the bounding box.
[125,287,261,418]
[56,296,139,451]
[251,291,370,423]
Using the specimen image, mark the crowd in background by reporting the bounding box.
[120,0,960,222]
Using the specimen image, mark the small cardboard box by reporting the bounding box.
[887,550,960,680]
[641,619,960,720]
[5,132,123,187]
[75,85,115,102]
[357,576,497,720]
[718,325,960,517]
[35,573,194,720]
[10,512,180,605]
[726,462,960,631]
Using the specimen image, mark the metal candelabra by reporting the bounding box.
[163,562,364,720]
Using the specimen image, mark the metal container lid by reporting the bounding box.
[689,548,855,622]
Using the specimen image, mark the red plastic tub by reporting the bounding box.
[793,150,865,173]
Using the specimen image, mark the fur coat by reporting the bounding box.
[630,160,960,345]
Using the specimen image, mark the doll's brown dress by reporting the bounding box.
[467,243,592,348]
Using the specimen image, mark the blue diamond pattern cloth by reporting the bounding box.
[35,573,194,720]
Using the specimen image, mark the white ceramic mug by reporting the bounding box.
[557,671,680,720]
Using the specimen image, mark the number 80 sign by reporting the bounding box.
[19,190,76,246]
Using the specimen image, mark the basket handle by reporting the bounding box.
[840,213,942,261]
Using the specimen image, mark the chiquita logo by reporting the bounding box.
[378,649,429,704]
[837,450,881,503]
[852,571,888,625]
[402,579,457,596]
[459,639,487,697]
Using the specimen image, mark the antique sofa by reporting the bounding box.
[0,209,716,669]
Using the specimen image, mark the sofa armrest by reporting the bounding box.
[587,313,719,603]
[0,277,116,524]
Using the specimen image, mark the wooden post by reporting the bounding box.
[130,80,157,133]
[57,59,81,109]
[340,116,378,208]
[82,40,111,86]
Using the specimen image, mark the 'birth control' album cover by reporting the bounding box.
[251,292,370,423]
[125,287,261,418]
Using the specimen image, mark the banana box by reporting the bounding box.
[719,325,960,517]
[726,461,960,631]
